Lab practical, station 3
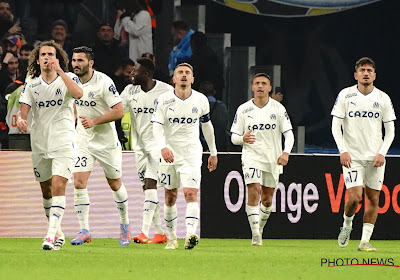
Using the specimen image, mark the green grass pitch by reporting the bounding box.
[1,239,399,280]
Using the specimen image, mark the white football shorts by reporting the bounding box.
[31,149,76,182]
[74,144,122,179]
[342,160,385,191]
[242,166,279,188]
[158,163,202,190]
[135,149,160,184]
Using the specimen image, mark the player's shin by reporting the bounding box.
[74,188,90,230]
[47,196,66,239]
[113,183,129,225]
[142,189,158,236]
[164,204,178,240]
[185,202,199,235]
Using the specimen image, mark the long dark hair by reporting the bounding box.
[27,40,69,78]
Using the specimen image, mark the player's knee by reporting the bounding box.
[184,191,197,203]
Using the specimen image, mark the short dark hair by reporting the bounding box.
[20,43,34,52]
[120,57,135,69]
[136,58,155,77]
[190,31,207,48]
[172,20,189,31]
[253,73,271,83]
[355,57,376,71]
[73,46,94,60]
[199,81,215,96]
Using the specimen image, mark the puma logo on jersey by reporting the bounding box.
[350,101,356,106]
[168,107,175,112]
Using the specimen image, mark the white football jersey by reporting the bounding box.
[19,73,81,155]
[331,85,396,161]
[75,71,121,150]
[151,89,210,164]
[231,98,293,173]
[121,80,173,152]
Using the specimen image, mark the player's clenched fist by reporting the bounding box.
[17,118,29,133]
[243,129,256,144]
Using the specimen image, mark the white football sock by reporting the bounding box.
[74,188,90,231]
[47,196,66,240]
[343,213,355,229]
[141,189,158,237]
[259,204,272,235]
[246,205,260,236]
[164,204,177,240]
[152,202,164,235]
[113,183,129,225]
[361,223,374,242]
[185,202,200,235]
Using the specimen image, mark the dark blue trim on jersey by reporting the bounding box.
[282,128,293,134]
[357,85,374,96]
[383,119,396,123]
[110,100,122,108]
[173,89,192,101]
[81,71,95,85]
[331,114,344,119]
[115,198,128,203]
[19,102,31,107]
[40,75,59,85]
[144,200,158,205]
[251,98,269,109]
[185,216,199,220]
[151,120,164,125]
[231,131,244,136]
[164,217,177,222]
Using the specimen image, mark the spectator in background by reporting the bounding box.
[0,52,19,94]
[0,0,21,43]
[141,52,170,84]
[49,19,74,60]
[109,57,135,147]
[92,23,126,77]
[189,31,223,96]
[2,34,21,55]
[270,86,283,103]
[199,81,229,152]
[115,0,152,63]
[5,76,32,150]
[17,43,32,80]
[168,20,194,76]
[19,42,33,59]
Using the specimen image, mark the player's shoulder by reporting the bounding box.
[338,85,357,98]
[154,80,174,91]
[65,72,80,84]
[158,89,175,104]
[372,86,390,99]
[237,100,254,114]
[92,70,114,84]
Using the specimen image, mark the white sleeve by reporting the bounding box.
[231,133,243,145]
[332,116,347,154]
[378,121,395,156]
[283,130,294,154]
[122,12,150,37]
[201,121,217,156]
[152,122,166,150]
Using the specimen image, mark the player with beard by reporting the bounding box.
[332,57,396,251]
[70,46,131,246]
[120,58,173,244]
